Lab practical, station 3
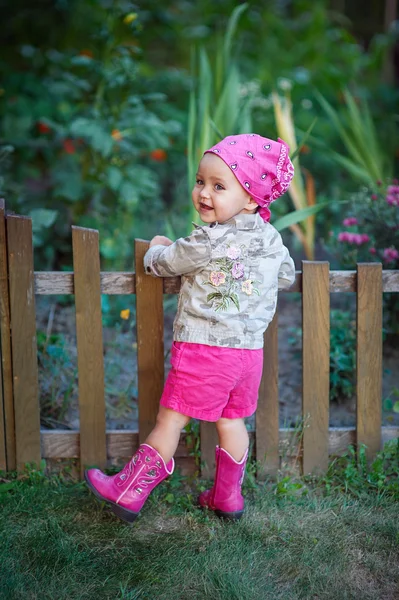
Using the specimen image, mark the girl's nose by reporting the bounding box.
[200,186,211,199]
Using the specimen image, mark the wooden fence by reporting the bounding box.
[0,200,398,479]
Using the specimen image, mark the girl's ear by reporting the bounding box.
[247,196,259,211]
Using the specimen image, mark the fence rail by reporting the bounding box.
[0,202,398,479]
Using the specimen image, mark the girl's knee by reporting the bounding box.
[216,417,245,433]
[156,406,190,430]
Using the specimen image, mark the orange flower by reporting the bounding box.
[150,148,167,162]
[63,139,75,154]
[111,129,123,141]
[120,309,130,320]
[299,144,310,154]
[37,121,51,134]
[79,49,93,59]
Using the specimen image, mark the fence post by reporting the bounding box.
[72,227,106,475]
[356,263,382,464]
[7,215,41,469]
[0,200,12,470]
[302,261,330,476]
[256,311,279,479]
[135,240,164,443]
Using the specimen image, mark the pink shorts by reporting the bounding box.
[160,341,264,421]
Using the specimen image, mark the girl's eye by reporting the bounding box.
[196,179,203,185]
[215,184,224,191]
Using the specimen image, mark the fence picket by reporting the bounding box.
[302,261,330,476]
[72,227,106,473]
[7,216,41,469]
[256,311,279,479]
[200,422,218,479]
[135,240,164,443]
[0,362,5,470]
[356,263,382,463]
[0,202,15,470]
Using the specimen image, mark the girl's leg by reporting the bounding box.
[215,417,249,461]
[198,417,249,520]
[85,406,189,523]
[145,406,191,464]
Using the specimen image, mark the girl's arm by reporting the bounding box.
[144,227,212,277]
[277,246,296,290]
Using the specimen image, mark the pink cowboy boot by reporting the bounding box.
[84,443,174,523]
[198,446,248,521]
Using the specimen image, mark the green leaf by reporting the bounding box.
[393,401,399,414]
[29,208,58,230]
[107,166,123,191]
[273,202,330,231]
[290,117,317,162]
[230,293,240,311]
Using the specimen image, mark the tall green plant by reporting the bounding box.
[187,3,252,231]
[315,89,396,187]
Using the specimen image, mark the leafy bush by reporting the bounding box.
[324,180,399,334]
[1,5,184,269]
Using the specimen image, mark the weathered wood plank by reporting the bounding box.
[0,200,11,470]
[302,261,330,476]
[135,240,164,442]
[356,263,382,463]
[7,216,41,469]
[41,426,399,462]
[72,227,106,473]
[256,312,279,479]
[33,270,399,295]
[34,272,136,295]
[0,359,5,470]
[200,422,219,479]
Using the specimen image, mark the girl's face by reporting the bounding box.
[192,153,258,224]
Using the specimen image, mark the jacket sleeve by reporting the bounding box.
[143,227,212,277]
[278,245,296,290]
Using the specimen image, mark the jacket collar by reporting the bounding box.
[221,212,263,230]
[193,212,263,231]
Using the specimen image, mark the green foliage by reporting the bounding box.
[186,4,254,232]
[324,181,399,334]
[1,3,184,269]
[320,439,399,500]
[314,89,396,187]
[37,330,77,428]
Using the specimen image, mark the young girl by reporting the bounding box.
[85,133,296,523]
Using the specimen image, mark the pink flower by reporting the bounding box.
[232,262,245,279]
[226,246,241,260]
[242,280,253,295]
[383,248,399,263]
[209,271,226,286]
[369,247,376,255]
[386,185,399,206]
[342,217,358,226]
[337,231,370,245]
[371,194,378,201]
[337,232,350,242]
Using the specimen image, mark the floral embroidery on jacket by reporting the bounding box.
[203,244,260,311]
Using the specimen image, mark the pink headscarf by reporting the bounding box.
[204,133,294,222]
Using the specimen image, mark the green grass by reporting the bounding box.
[1,443,399,600]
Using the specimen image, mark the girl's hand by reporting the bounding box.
[149,235,174,248]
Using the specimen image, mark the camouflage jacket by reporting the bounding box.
[143,213,295,349]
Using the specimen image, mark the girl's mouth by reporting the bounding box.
[199,202,213,212]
